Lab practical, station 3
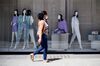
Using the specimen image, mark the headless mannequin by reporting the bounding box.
[10,11,18,48]
[69,11,83,49]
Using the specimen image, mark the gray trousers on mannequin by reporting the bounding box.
[14,27,29,49]
[29,29,37,50]
[69,26,83,49]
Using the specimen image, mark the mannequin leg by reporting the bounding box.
[23,27,30,49]
[26,29,29,48]
[69,33,76,48]
[29,29,37,51]
[14,30,22,49]
[75,27,83,49]
[23,29,26,49]
[15,32,17,42]
[10,32,14,48]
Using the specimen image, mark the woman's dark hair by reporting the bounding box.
[38,13,44,20]
[42,11,47,15]
[14,9,19,16]
[73,10,78,17]
[22,8,27,16]
[26,10,31,16]
[58,14,63,21]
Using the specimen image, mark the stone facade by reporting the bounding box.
[0,0,100,41]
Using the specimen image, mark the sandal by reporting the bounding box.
[30,53,34,62]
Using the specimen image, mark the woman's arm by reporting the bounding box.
[38,20,44,44]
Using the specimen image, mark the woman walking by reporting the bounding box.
[30,12,48,63]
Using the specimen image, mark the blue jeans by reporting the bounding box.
[34,33,48,60]
[14,23,29,48]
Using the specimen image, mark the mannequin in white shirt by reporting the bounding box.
[26,10,37,51]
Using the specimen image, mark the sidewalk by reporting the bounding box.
[0,54,100,66]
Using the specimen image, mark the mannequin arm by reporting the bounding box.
[30,16,34,25]
[71,18,74,33]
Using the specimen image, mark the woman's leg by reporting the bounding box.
[43,47,47,60]
[30,45,43,61]
[43,34,48,60]
[30,33,48,62]
[34,46,43,55]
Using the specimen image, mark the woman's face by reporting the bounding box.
[58,15,61,20]
[75,12,78,16]
[14,11,17,15]
[45,15,48,20]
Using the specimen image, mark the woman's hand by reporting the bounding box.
[38,38,41,45]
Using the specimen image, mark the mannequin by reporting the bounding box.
[26,10,37,51]
[14,8,29,49]
[69,11,83,49]
[54,14,68,34]
[10,9,18,48]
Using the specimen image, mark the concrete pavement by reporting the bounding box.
[0,54,100,66]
